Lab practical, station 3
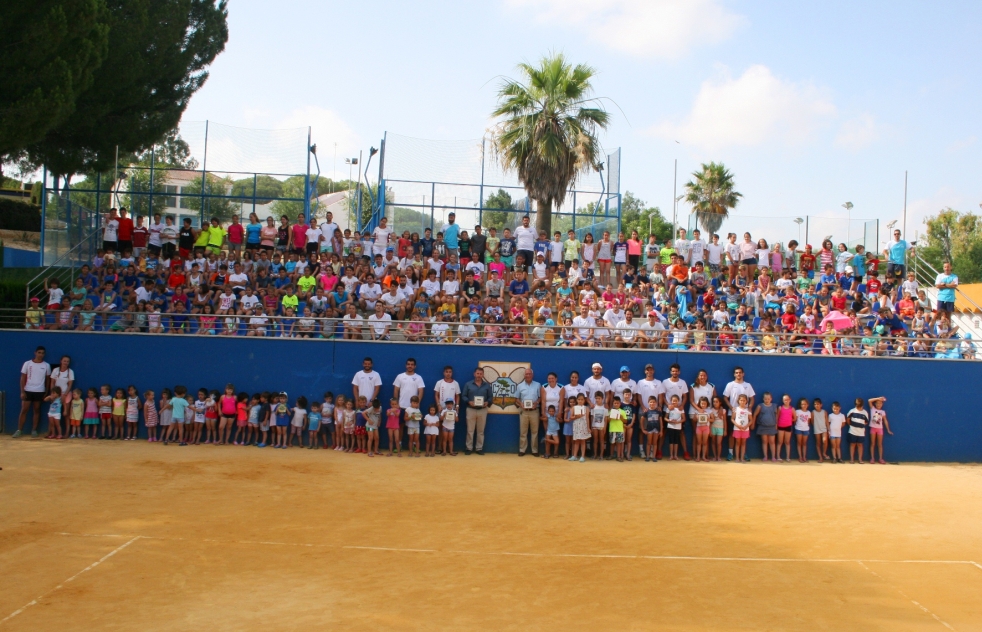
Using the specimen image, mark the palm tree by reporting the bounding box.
[491,54,610,234]
[684,162,742,237]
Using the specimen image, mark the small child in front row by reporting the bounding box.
[692,396,712,462]
[354,396,369,453]
[386,397,402,457]
[290,395,308,448]
[641,397,661,462]
[423,404,440,456]
[606,395,627,461]
[404,395,422,457]
[364,398,382,456]
[334,394,347,451]
[794,398,812,463]
[125,385,141,441]
[273,392,290,448]
[306,401,322,448]
[143,390,158,442]
[98,385,113,439]
[69,389,84,439]
[112,387,126,440]
[665,395,685,460]
[590,392,607,460]
[828,402,846,463]
[868,396,892,464]
[45,386,64,439]
[709,397,727,461]
[341,397,356,452]
[731,394,752,462]
[85,387,101,439]
[570,393,589,462]
[320,392,335,449]
[562,395,577,457]
[440,399,458,456]
[543,404,561,458]
[812,398,828,462]
[845,398,869,464]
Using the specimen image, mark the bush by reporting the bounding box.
[0,198,42,231]
[0,279,27,311]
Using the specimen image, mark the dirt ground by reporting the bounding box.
[2,438,981,631]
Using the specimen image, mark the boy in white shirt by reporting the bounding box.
[549,231,564,269]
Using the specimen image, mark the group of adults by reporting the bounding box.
[350,356,755,457]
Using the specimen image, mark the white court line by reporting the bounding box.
[50,532,982,568]
[1,536,141,626]
[858,561,955,630]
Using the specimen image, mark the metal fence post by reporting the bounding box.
[478,139,485,227]
[200,120,209,226]
[252,174,257,218]
[430,182,435,231]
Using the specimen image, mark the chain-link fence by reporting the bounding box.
[380,133,621,240]
[683,213,880,254]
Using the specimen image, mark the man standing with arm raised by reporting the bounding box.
[461,367,493,455]
[722,366,755,462]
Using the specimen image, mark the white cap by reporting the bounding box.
[591,362,603,370]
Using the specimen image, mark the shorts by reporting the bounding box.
[101,413,112,422]
[794,428,810,436]
[741,258,757,265]
[609,431,624,444]
[870,427,883,435]
[237,418,249,428]
[354,426,366,436]
[23,390,46,402]
[306,243,318,255]
[103,240,118,252]
[546,430,559,437]
[406,427,420,435]
[308,421,320,432]
[260,422,270,432]
[229,242,242,253]
[667,428,681,445]
[71,417,83,426]
[710,426,724,437]
[366,425,378,433]
[937,300,955,313]
[424,426,439,436]
[644,422,660,433]
[276,417,290,427]
[848,433,865,444]
[732,429,750,439]
[442,423,455,432]
[696,426,710,435]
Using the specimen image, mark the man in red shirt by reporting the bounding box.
[132,215,149,257]
[116,207,134,254]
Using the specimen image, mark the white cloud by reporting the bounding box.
[834,114,878,151]
[946,135,977,153]
[506,0,746,59]
[278,106,362,158]
[650,65,837,150]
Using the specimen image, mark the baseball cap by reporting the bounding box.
[591,362,603,370]
[644,363,654,370]
[619,366,630,373]
[29,297,39,303]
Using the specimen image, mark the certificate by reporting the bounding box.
[473,396,484,408]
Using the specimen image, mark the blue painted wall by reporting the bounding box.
[2,246,40,268]
[2,330,979,461]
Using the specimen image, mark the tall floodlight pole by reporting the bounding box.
[903,171,908,237]
[842,201,854,244]
[672,158,677,238]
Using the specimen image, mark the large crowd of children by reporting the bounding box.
[25,207,972,359]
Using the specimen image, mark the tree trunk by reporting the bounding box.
[536,198,552,236]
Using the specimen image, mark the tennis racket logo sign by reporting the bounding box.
[478,362,531,413]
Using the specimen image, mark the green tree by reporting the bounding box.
[482,188,516,233]
[0,1,110,163]
[231,175,285,205]
[619,192,672,241]
[25,0,228,180]
[491,53,610,234]
[920,207,982,283]
[181,173,237,222]
[684,162,742,237]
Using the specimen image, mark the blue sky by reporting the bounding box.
[182,0,982,244]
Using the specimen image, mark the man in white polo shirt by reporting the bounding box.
[661,362,689,460]
[514,215,537,274]
[16,346,51,438]
[351,357,382,406]
[584,362,612,409]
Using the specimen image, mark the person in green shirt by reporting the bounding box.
[563,229,581,270]
[281,286,300,313]
[607,395,627,461]
[659,240,676,270]
[297,272,318,299]
[206,217,227,255]
[193,222,211,254]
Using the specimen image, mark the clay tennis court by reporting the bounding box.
[3,439,980,630]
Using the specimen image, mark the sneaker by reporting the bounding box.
[626,455,633,462]
[568,456,576,461]
[656,450,662,459]
[682,452,690,461]
[11,430,21,438]
[726,453,734,461]
[476,450,485,455]
[579,456,585,462]
[257,442,266,448]
[465,449,472,455]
